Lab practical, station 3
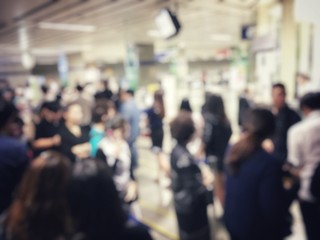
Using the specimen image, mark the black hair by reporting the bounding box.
[272,83,286,93]
[126,89,134,96]
[91,104,108,124]
[41,101,61,113]
[180,98,192,113]
[170,111,195,145]
[67,160,126,240]
[105,115,126,131]
[76,85,84,93]
[205,94,228,122]
[300,92,320,110]
[0,97,18,130]
[227,108,275,174]
[41,85,49,94]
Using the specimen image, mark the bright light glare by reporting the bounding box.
[38,22,97,32]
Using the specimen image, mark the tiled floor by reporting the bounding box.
[134,137,307,240]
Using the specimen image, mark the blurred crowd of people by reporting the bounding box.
[0,77,320,240]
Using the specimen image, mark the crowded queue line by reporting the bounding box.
[0,80,320,240]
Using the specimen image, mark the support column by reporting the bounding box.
[311,25,320,89]
[280,0,298,100]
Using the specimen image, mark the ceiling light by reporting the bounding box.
[38,22,96,32]
[211,34,232,42]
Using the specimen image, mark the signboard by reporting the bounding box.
[124,44,139,90]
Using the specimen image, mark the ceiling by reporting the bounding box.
[0,0,257,66]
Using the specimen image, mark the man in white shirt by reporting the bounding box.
[287,92,320,240]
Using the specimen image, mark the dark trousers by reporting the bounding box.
[129,142,138,179]
[299,200,320,240]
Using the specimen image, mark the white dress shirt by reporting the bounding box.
[288,110,320,202]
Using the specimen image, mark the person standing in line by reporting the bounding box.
[198,94,232,206]
[179,98,192,113]
[287,92,320,240]
[94,80,114,101]
[170,112,211,240]
[89,102,109,158]
[269,83,301,163]
[67,160,153,240]
[74,85,94,128]
[57,103,91,163]
[0,98,29,215]
[238,88,251,129]
[32,102,62,157]
[145,91,169,183]
[3,151,72,240]
[96,115,137,214]
[225,109,290,240]
[119,89,140,178]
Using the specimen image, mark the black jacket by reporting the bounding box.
[170,144,207,214]
[202,113,232,171]
[272,105,301,162]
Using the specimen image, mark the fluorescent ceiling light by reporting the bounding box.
[38,22,96,32]
[211,34,232,42]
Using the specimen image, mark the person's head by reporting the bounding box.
[91,102,108,124]
[2,88,15,102]
[76,85,84,93]
[154,91,165,118]
[41,85,49,95]
[7,116,24,138]
[227,108,275,173]
[300,92,320,117]
[206,94,227,121]
[100,80,109,90]
[40,101,61,122]
[105,115,128,140]
[63,103,83,125]
[6,151,71,240]
[119,89,134,102]
[170,111,195,146]
[272,83,286,109]
[67,160,126,240]
[106,100,116,119]
[0,97,19,134]
[180,98,192,113]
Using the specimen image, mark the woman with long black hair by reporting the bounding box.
[198,94,232,206]
[224,109,290,240]
[3,151,72,240]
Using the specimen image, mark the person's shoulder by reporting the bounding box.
[0,136,26,150]
[286,106,301,119]
[124,226,152,240]
[251,149,281,168]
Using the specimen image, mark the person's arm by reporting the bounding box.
[33,135,61,149]
[71,142,91,159]
[287,128,302,167]
[196,114,212,158]
[285,127,303,178]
